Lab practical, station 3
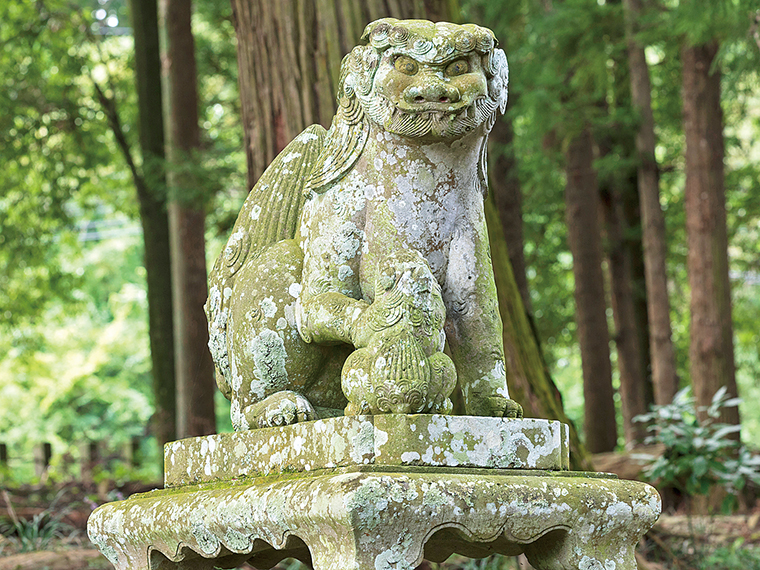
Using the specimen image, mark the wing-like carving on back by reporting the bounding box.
[209,124,327,289]
[304,83,369,195]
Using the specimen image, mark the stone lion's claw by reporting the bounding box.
[504,399,524,419]
[246,391,318,429]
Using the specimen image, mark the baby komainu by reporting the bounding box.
[206,18,523,430]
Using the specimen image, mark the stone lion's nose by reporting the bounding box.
[405,81,460,105]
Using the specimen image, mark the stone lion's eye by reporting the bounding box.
[394,56,418,75]
[446,60,469,76]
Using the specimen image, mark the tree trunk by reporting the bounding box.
[486,196,592,470]
[565,125,618,453]
[599,182,648,445]
[230,0,431,187]
[596,42,651,444]
[127,0,177,448]
[623,0,678,406]
[162,0,216,438]
[489,114,532,313]
[682,42,740,431]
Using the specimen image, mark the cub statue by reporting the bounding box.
[206,18,524,430]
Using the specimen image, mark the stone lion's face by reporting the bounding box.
[340,20,507,142]
[362,50,491,141]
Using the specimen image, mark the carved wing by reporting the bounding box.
[209,124,327,289]
[205,124,327,392]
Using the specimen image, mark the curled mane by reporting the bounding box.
[304,18,509,196]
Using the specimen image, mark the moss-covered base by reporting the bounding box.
[88,468,659,570]
[89,417,657,569]
[164,415,569,487]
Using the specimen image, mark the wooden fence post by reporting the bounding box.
[80,441,100,485]
[33,442,52,478]
[123,437,142,470]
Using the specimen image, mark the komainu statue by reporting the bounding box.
[206,18,523,430]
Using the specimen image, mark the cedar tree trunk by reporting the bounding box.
[162,0,216,437]
[682,42,740,431]
[489,114,532,313]
[565,125,618,453]
[599,182,649,445]
[128,0,177,446]
[623,0,678,405]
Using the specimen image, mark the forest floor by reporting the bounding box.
[1,475,759,570]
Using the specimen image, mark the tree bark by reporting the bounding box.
[682,42,740,431]
[623,0,678,406]
[596,42,651,444]
[127,0,177,448]
[230,0,431,187]
[162,0,216,438]
[599,181,648,445]
[565,125,618,453]
[489,114,532,313]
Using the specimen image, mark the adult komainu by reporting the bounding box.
[206,18,523,430]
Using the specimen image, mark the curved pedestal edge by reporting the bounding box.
[88,470,660,570]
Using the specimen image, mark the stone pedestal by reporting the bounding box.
[88,416,660,570]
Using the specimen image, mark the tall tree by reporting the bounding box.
[162,0,216,437]
[597,24,652,445]
[126,0,177,447]
[682,41,740,431]
[599,178,649,445]
[490,114,532,313]
[564,125,618,453]
[623,0,679,406]
[229,0,590,468]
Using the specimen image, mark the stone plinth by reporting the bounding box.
[163,415,570,486]
[88,416,660,570]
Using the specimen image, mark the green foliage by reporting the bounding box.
[698,541,760,570]
[0,231,157,483]
[1,511,69,553]
[0,2,135,325]
[0,490,74,553]
[635,387,760,511]
[0,0,247,485]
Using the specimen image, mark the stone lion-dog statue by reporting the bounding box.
[206,18,523,430]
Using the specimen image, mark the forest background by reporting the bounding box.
[1,0,759,494]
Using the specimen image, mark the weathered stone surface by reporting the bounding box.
[88,469,660,570]
[164,415,570,487]
[89,18,663,570]
[204,18,523,430]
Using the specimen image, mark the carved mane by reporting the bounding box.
[304,18,509,196]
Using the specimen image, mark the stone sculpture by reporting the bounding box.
[89,19,662,570]
[205,18,523,430]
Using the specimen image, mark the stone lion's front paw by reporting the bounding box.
[244,390,318,429]
[503,398,524,419]
[466,395,524,419]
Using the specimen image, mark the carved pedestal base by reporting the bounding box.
[88,416,660,570]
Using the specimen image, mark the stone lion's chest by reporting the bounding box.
[333,155,476,280]
[298,137,483,299]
